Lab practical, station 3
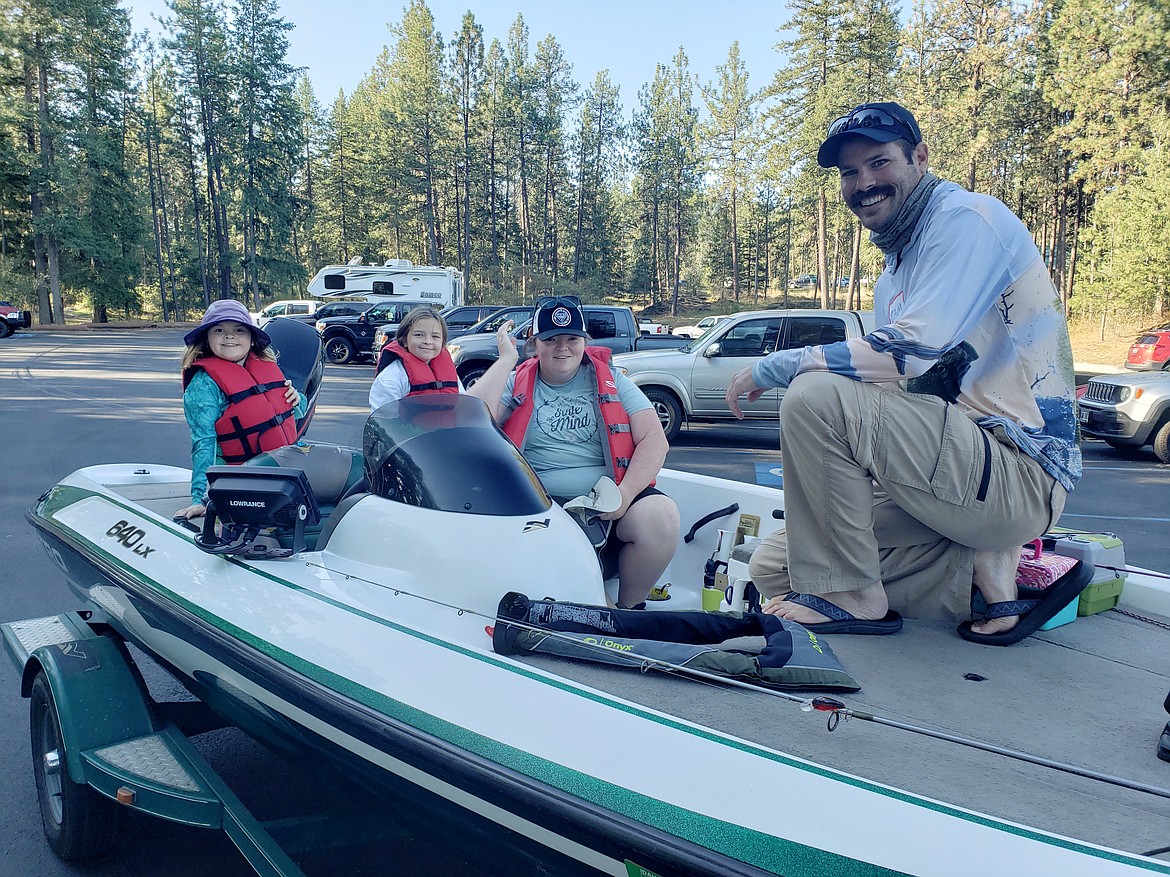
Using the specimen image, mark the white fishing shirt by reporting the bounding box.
[752,181,1081,491]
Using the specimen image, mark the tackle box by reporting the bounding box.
[1047,530,1127,616]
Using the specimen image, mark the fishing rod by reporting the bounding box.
[304,560,1170,804]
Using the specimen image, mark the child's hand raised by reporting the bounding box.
[495,320,518,368]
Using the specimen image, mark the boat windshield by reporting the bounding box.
[363,395,551,516]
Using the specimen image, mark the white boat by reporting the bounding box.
[6,327,1170,877]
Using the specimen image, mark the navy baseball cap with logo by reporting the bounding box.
[533,295,587,340]
[817,102,922,169]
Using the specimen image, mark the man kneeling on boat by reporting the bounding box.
[483,296,680,610]
[725,102,1081,647]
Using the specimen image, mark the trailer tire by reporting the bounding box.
[30,671,121,861]
[644,388,683,443]
[325,335,355,365]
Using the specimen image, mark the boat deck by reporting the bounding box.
[99,472,1170,865]
[519,606,1170,861]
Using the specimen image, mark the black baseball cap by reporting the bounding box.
[533,296,587,340]
[817,102,922,169]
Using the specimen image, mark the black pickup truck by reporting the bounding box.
[445,304,689,384]
[315,300,430,364]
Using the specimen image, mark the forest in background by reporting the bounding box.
[0,0,1167,328]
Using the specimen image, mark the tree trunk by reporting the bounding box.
[730,187,739,302]
[23,53,51,323]
[36,55,64,322]
[850,220,863,309]
[816,186,829,308]
[146,124,169,321]
[180,110,211,308]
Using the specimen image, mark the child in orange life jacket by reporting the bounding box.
[369,306,517,411]
[174,299,307,521]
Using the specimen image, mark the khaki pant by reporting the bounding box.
[748,373,1067,621]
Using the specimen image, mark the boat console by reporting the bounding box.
[197,465,320,559]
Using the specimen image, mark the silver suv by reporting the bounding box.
[1079,372,1170,462]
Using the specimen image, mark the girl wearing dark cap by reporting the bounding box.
[483,296,680,610]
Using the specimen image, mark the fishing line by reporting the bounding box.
[301,560,1170,805]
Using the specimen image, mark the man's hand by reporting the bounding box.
[725,367,766,419]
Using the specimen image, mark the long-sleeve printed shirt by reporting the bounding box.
[752,181,1081,492]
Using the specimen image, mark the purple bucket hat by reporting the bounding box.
[183,299,271,348]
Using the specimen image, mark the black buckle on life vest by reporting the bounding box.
[219,410,293,462]
[223,380,286,404]
[408,380,458,393]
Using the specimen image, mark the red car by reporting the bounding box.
[1126,322,1170,371]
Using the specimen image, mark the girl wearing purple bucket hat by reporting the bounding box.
[174,299,308,521]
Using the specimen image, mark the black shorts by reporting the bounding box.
[596,486,666,581]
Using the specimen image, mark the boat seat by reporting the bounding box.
[245,444,365,510]
[245,445,365,551]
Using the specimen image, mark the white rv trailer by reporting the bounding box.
[307,260,464,308]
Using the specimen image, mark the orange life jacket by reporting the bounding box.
[184,354,299,464]
[377,341,460,395]
[502,347,643,486]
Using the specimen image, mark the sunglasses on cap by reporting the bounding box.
[826,107,916,141]
[535,295,581,310]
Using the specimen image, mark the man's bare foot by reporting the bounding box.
[970,546,1021,635]
[762,584,889,624]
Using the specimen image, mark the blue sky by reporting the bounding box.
[125,0,792,115]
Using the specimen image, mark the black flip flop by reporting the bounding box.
[958,561,1093,646]
[781,591,903,635]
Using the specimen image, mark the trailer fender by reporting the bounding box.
[25,636,156,786]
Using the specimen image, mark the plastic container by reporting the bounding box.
[1039,597,1079,630]
[1077,571,1126,616]
[1047,530,1127,617]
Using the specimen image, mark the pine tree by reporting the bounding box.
[701,42,757,303]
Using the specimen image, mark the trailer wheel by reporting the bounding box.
[644,388,683,443]
[30,671,121,861]
[325,335,355,364]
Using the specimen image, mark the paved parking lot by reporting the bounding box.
[0,329,1166,876]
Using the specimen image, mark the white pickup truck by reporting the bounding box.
[613,308,876,441]
[638,318,671,335]
[671,315,730,339]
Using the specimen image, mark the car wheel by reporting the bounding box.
[644,388,683,443]
[30,672,121,861]
[325,336,354,365]
[1153,420,1170,464]
[459,365,487,387]
[0,321,13,338]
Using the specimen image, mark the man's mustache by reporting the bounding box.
[848,186,895,211]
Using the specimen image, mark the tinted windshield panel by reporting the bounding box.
[364,395,550,515]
